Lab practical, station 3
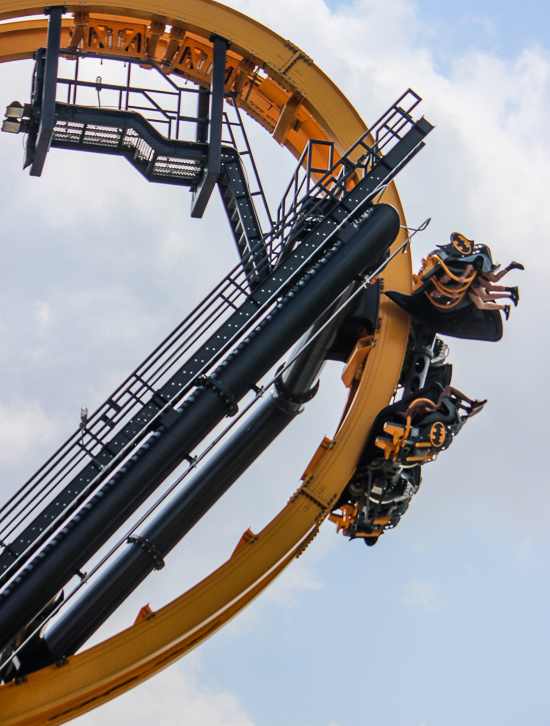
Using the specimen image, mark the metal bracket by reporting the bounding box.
[196,86,209,144]
[196,374,238,416]
[127,535,165,570]
[274,376,319,405]
[44,4,68,13]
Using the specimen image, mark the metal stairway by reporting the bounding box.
[219,153,268,286]
[49,105,206,185]
[45,103,270,285]
[4,39,271,289]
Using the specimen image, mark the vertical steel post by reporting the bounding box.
[191,34,230,217]
[30,5,65,176]
[196,87,210,143]
[207,34,227,177]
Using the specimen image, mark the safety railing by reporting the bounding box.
[273,89,422,260]
[222,93,273,233]
[58,51,203,141]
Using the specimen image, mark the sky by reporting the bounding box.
[1,0,550,725]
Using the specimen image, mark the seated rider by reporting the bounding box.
[330,370,486,546]
[421,233,523,319]
[468,258,523,319]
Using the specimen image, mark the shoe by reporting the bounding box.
[506,286,519,306]
[507,261,524,271]
[503,305,511,320]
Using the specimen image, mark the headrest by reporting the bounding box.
[435,238,495,273]
[449,232,474,255]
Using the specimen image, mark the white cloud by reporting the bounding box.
[34,301,52,328]
[76,662,255,726]
[0,400,61,466]
[198,556,325,644]
[262,559,324,608]
[223,0,550,266]
[401,579,439,609]
[513,537,537,568]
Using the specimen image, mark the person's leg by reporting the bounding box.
[467,291,510,319]
[482,281,507,292]
[484,269,508,282]
[471,285,506,302]
[474,282,518,304]
[484,262,524,282]
[478,289,513,302]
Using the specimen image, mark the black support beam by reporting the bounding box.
[191,35,230,218]
[30,5,65,177]
[196,87,210,144]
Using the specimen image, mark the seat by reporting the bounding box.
[386,237,505,341]
[385,290,503,341]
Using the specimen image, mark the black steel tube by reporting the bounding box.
[43,395,296,659]
[41,289,354,660]
[0,203,399,653]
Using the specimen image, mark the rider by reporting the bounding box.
[424,233,523,318]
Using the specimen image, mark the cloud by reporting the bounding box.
[513,538,537,568]
[401,579,439,609]
[34,301,52,328]
[221,0,550,268]
[262,559,324,609]
[196,555,325,644]
[0,400,62,466]
[76,662,255,726]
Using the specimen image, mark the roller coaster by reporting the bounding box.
[0,3,521,725]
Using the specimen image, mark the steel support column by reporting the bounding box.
[29,5,65,176]
[191,34,229,217]
[196,87,210,144]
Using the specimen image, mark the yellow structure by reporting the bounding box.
[0,3,411,723]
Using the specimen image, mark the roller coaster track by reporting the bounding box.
[0,2,420,724]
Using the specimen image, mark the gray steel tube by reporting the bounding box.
[0,203,399,654]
